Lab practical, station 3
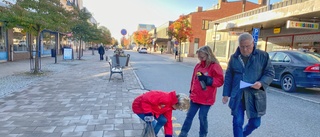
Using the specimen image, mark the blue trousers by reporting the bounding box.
[137,114,167,135]
[233,102,261,137]
[179,101,211,137]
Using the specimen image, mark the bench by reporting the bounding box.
[108,56,124,82]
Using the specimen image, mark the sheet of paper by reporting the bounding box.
[240,80,253,89]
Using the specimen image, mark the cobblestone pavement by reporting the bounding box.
[0,51,163,137]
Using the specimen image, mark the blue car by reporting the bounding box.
[268,50,320,92]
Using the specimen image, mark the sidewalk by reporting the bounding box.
[0,50,160,137]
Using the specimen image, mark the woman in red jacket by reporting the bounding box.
[132,90,190,137]
[179,46,224,137]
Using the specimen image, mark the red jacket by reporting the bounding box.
[190,62,224,105]
[132,90,178,135]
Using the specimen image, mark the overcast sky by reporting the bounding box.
[82,0,282,41]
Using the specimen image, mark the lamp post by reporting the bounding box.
[213,23,219,54]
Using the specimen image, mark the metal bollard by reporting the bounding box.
[126,54,130,66]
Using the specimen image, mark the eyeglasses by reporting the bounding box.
[239,44,253,50]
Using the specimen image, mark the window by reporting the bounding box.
[0,26,5,52]
[268,52,276,59]
[202,20,210,30]
[42,32,55,50]
[13,27,27,52]
[272,52,288,62]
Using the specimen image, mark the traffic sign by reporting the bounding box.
[252,28,260,47]
[121,29,127,36]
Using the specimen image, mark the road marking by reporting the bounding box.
[173,123,182,127]
[131,67,144,89]
[269,88,320,104]
[172,116,182,136]
[175,130,181,136]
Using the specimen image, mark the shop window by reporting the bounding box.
[215,41,227,58]
[13,28,27,52]
[0,26,5,52]
[42,32,55,50]
[229,40,237,56]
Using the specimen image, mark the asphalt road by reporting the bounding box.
[128,50,320,137]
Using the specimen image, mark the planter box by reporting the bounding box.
[110,56,127,67]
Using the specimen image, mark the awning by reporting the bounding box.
[154,38,171,43]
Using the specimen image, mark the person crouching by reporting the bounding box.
[132,90,190,137]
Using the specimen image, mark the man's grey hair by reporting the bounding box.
[238,33,253,43]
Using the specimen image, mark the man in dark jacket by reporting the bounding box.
[98,45,105,61]
[222,33,275,137]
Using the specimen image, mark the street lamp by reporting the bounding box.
[213,22,219,54]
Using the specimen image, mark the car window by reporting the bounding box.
[268,52,275,59]
[291,52,320,63]
[272,52,288,62]
[283,56,291,62]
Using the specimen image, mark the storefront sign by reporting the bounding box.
[273,28,281,34]
[212,34,220,40]
[286,20,319,30]
[63,48,72,60]
[229,31,246,36]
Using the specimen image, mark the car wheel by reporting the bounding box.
[280,74,296,92]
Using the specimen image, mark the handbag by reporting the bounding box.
[141,122,156,137]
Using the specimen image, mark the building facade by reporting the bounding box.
[206,0,319,63]
[0,0,83,62]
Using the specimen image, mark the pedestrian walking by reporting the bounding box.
[98,45,105,61]
[178,46,224,137]
[222,33,275,137]
[174,47,178,59]
[132,90,190,137]
[160,47,164,54]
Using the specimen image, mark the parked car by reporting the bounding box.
[139,48,148,54]
[268,50,320,92]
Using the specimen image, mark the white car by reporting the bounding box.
[139,48,148,54]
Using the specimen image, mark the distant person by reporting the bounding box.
[174,47,178,59]
[98,45,105,61]
[160,47,164,54]
[178,46,224,137]
[132,90,190,137]
[222,33,275,137]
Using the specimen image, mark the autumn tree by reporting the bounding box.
[168,15,193,62]
[133,30,152,49]
[0,0,74,73]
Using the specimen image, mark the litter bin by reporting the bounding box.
[126,54,130,66]
[51,49,56,57]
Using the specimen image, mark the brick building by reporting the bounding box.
[182,0,264,57]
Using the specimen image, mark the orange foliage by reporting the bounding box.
[133,30,152,46]
[168,15,193,43]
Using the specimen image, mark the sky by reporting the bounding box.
[82,0,282,41]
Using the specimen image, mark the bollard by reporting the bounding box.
[126,54,130,66]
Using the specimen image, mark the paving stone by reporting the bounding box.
[0,51,165,137]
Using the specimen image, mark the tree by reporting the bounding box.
[0,0,73,74]
[168,15,193,62]
[98,26,112,45]
[133,30,152,49]
[70,8,93,60]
